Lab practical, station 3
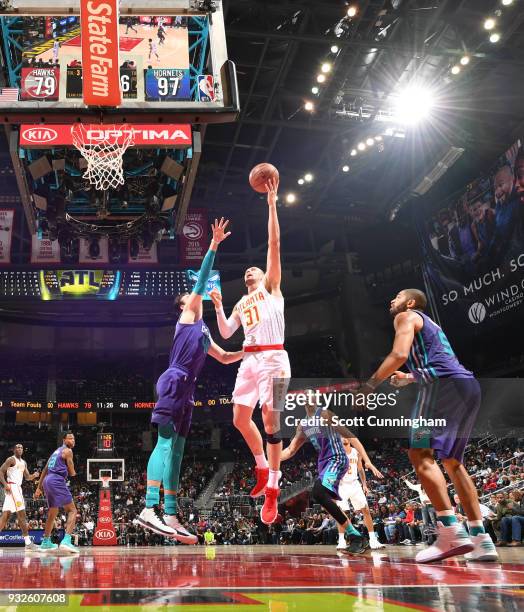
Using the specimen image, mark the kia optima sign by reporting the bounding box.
[20,124,192,148]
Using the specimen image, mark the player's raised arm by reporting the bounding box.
[281,427,307,461]
[264,178,282,294]
[180,218,231,324]
[208,289,241,339]
[207,339,244,365]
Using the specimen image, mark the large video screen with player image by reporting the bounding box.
[19,16,192,104]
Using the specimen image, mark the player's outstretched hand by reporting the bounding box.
[364,461,384,479]
[265,177,279,207]
[208,288,223,310]
[211,217,231,244]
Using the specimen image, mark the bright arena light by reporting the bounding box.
[298,178,305,185]
[451,65,461,75]
[350,149,357,156]
[375,135,383,141]
[484,18,496,30]
[317,74,326,83]
[490,32,501,43]
[311,86,319,94]
[304,173,313,182]
[366,137,375,146]
[460,55,470,66]
[357,142,366,151]
[304,101,315,112]
[321,63,332,73]
[502,0,514,5]
[285,193,297,204]
[331,45,339,53]
[342,165,350,172]
[393,86,435,125]
[347,6,358,18]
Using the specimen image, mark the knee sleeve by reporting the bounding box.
[266,431,282,445]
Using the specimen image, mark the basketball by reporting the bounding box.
[249,163,279,193]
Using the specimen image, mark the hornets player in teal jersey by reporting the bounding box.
[363,289,497,563]
[138,218,244,543]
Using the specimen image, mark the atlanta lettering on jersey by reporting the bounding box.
[236,291,265,313]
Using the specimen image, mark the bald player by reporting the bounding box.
[209,178,290,524]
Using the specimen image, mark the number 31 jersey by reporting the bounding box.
[235,283,285,348]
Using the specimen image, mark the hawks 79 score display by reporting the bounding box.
[21,67,60,101]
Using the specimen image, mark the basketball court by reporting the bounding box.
[1,546,522,610]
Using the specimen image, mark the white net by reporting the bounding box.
[71,124,135,191]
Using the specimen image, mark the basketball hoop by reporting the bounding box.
[71,124,134,191]
[100,476,111,489]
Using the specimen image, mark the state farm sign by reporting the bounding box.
[19,124,192,148]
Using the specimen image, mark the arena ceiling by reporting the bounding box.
[0,0,524,269]
[197,0,524,230]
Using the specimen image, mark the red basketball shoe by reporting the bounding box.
[249,467,269,498]
[260,487,280,525]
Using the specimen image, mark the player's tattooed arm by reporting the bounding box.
[208,290,241,339]
[281,427,306,461]
[363,311,417,390]
[264,178,282,295]
[0,457,15,492]
[207,339,244,364]
[63,448,76,477]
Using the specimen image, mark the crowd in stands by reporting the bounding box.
[0,417,522,548]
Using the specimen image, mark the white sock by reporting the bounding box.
[338,533,345,544]
[24,535,31,545]
[267,469,281,488]
[255,454,268,469]
[369,531,377,540]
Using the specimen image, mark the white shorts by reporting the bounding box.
[337,480,367,512]
[232,350,291,410]
[2,483,25,513]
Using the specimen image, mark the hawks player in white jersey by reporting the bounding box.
[337,438,385,550]
[209,177,290,524]
[0,444,40,550]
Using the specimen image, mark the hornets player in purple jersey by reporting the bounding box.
[363,288,497,563]
[34,431,79,554]
[281,401,383,554]
[138,218,243,543]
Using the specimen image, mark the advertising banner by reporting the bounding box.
[0,209,14,264]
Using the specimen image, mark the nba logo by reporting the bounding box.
[198,75,215,102]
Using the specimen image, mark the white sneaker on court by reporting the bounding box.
[369,535,385,549]
[415,523,473,563]
[336,540,346,550]
[464,534,499,562]
[163,515,198,544]
[138,506,177,537]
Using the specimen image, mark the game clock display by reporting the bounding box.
[97,433,115,453]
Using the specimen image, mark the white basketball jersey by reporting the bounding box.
[341,447,359,484]
[235,284,285,347]
[6,456,25,486]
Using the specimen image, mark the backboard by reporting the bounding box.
[87,458,125,483]
[0,1,239,124]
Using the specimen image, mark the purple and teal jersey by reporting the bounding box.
[169,319,212,379]
[406,311,473,383]
[46,445,68,480]
[302,408,349,498]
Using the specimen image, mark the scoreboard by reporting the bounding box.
[0,269,221,300]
